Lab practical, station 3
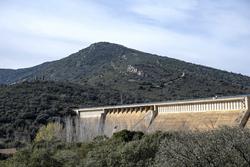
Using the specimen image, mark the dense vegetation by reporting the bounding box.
[1,127,250,167]
[1,76,250,148]
[0,81,136,148]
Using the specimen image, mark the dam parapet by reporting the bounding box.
[72,95,250,141]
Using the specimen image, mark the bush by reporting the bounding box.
[154,127,250,167]
[35,123,64,142]
[1,127,250,167]
[112,130,144,142]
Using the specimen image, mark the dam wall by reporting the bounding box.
[74,95,250,141]
[103,106,156,137]
[149,96,249,131]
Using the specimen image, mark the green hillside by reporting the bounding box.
[0,81,129,147]
[1,42,250,100]
[1,42,250,147]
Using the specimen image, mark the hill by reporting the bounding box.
[1,42,250,147]
[1,42,250,101]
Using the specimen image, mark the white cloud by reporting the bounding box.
[130,0,198,23]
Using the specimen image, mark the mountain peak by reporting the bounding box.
[89,42,125,48]
[87,42,128,53]
[80,42,132,60]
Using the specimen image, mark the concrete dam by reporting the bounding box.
[71,95,250,141]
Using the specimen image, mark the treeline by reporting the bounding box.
[1,127,250,167]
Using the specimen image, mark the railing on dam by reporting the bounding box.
[76,96,249,115]
[157,97,248,113]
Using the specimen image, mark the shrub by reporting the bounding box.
[111,130,144,142]
[35,122,64,142]
[154,127,250,167]
[1,127,250,167]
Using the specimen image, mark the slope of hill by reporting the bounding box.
[1,42,250,147]
[1,42,250,100]
[0,42,250,101]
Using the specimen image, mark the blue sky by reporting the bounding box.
[0,0,250,75]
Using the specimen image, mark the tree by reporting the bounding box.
[35,123,64,142]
